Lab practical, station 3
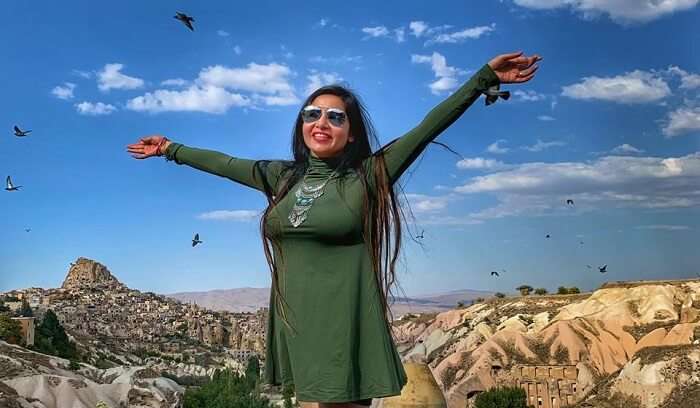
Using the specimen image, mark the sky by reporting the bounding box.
[1,1,699,298]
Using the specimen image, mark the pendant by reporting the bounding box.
[288,185,326,227]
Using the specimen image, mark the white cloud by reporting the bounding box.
[317,18,329,28]
[72,69,92,79]
[425,23,496,45]
[75,101,116,115]
[411,52,467,95]
[513,89,547,102]
[362,26,390,38]
[457,157,507,170]
[513,0,699,24]
[451,152,700,220]
[610,144,644,154]
[635,224,691,231]
[161,78,188,87]
[662,106,700,137]
[51,82,76,100]
[198,63,295,94]
[97,63,144,91]
[409,21,428,37]
[561,70,672,103]
[197,210,260,221]
[305,72,343,96]
[217,30,230,37]
[233,45,242,55]
[309,55,363,65]
[280,44,294,59]
[394,27,406,43]
[667,66,700,90]
[404,193,453,213]
[486,139,510,154]
[537,115,555,121]
[127,62,297,113]
[126,85,249,114]
[521,139,566,152]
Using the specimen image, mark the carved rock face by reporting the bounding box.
[61,257,124,290]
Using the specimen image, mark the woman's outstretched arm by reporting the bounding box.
[376,51,541,185]
[127,136,288,194]
[377,63,500,185]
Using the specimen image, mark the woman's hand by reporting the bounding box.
[488,51,542,84]
[127,135,171,159]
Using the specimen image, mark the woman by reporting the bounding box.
[127,50,541,408]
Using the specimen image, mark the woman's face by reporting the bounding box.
[302,94,353,159]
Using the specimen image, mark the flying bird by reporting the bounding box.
[490,271,500,277]
[580,241,584,245]
[5,176,21,191]
[174,12,195,31]
[430,141,464,160]
[598,264,607,273]
[483,85,510,106]
[545,234,551,239]
[586,265,592,269]
[24,228,31,232]
[416,229,424,239]
[566,199,575,206]
[14,126,31,137]
[192,233,203,247]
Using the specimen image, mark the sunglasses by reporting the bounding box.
[300,105,347,127]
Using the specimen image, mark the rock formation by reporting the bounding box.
[61,257,125,290]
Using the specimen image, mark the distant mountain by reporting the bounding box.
[166,287,494,316]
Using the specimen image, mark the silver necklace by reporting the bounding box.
[288,168,338,228]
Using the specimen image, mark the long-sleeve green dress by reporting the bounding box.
[163,63,500,403]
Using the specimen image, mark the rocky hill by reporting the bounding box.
[392,279,700,408]
[61,257,125,290]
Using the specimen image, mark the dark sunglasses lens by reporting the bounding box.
[327,111,346,127]
[301,107,322,122]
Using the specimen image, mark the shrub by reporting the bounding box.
[494,292,506,299]
[474,386,528,408]
[534,288,548,295]
[0,314,23,344]
[516,285,533,296]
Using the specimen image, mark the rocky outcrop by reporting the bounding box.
[0,340,183,408]
[61,257,124,290]
[391,280,700,408]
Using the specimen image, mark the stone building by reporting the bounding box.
[11,317,36,347]
[513,364,579,408]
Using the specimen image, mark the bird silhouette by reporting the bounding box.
[580,241,584,245]
[13,126,31,137]
[174,12,195,31]
[416,229,425,239]
[545,234,551,238]
[5,176,21,191]
[430,141,464,160]
[490,271,500,277]
[192,233,203,247]
[598,264,607,273]
[586,265,592,269]
[566,199,575,206]
[24,228,31,232]
[483,85,510,106]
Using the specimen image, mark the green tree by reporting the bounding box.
[474,386,528,408]
[557,286,568,295]
[245,355,261,390]
[494,292,506,299]
[183,367,274,408]
[282,382,296,408]
[0,314,23,344]
[35,309,79,360]
[534,288,548,295]
[0,300,9,313]
[568,287,580,294]
[456,301,465,308]
[516,285,533,296]
[19,300,33,317]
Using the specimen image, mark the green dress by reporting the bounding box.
[163,63,500,402]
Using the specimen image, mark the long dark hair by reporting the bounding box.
[256,85,404,342]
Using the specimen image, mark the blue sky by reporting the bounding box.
[1,1,699,297]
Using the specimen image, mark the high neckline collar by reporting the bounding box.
[307,154,343,174]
